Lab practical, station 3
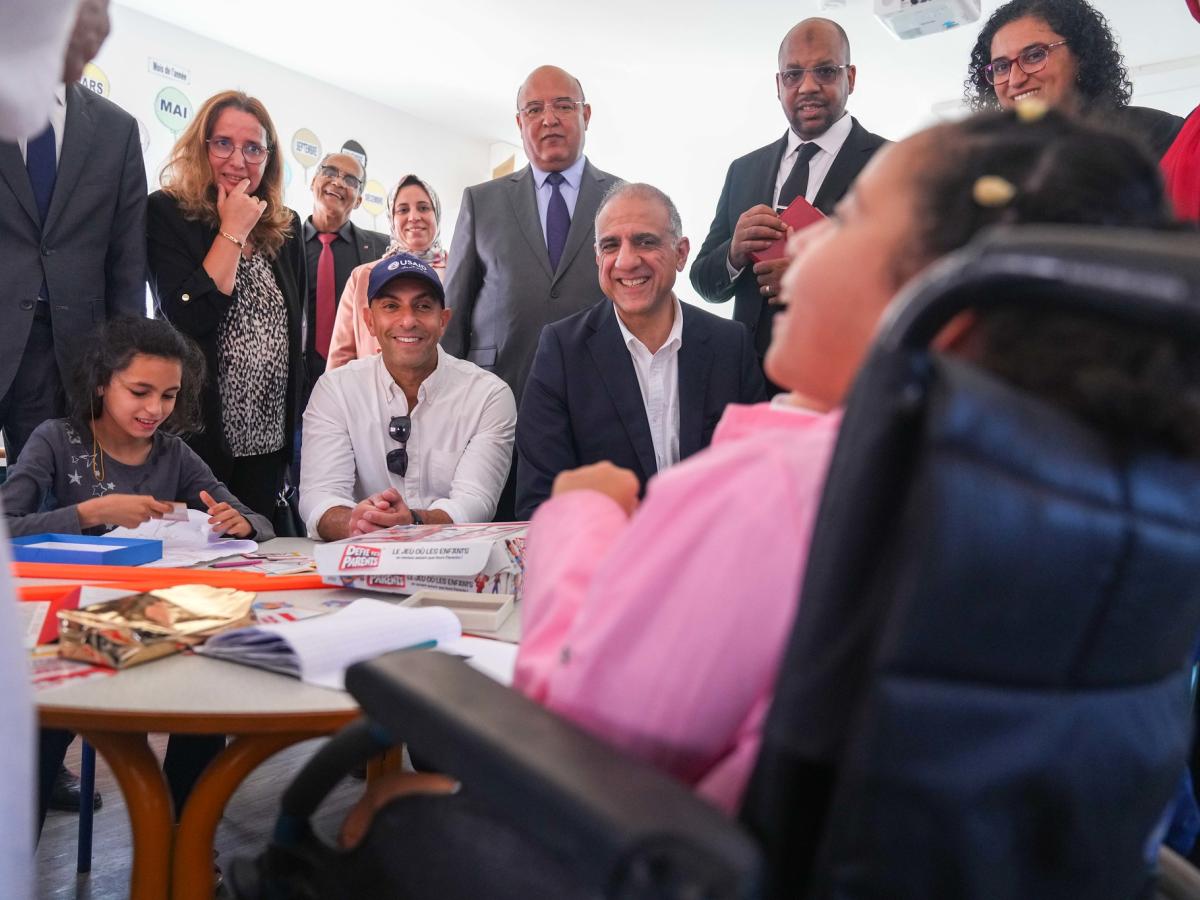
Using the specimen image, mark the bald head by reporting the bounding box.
[516,65,585,107]
[778,17,851,67]
[515,64,591,173]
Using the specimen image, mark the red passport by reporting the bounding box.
[749,196,825,264]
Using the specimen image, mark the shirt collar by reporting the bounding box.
[374,344,447,405]
[531,154,587,191]
[785,111,853,160]
[615,295,684,356]
[303,216,355,243]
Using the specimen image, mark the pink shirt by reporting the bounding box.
[514,401,842,813]
[326,256,449,369]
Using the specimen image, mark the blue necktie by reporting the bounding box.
[545,172,569,272]
[26,123,57,302]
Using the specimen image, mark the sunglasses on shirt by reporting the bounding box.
[386,415,410,478]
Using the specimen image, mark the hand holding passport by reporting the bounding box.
[749,195,826,264]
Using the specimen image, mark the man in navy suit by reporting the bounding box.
[690,18,887,380]
[516,183,765,519]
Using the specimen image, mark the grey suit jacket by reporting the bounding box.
[441,158,620,404]
[0,83,147,396]
[690,117,887,358]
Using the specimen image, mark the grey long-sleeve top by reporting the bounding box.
[1,419,275,540]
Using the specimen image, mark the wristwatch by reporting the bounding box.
[410,510,424,526]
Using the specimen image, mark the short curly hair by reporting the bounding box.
[964,0,1133,112]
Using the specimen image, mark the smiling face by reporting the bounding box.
[207,106,270,195]
[364,277,452,375]
[595,192,690,326]
[765,136,931,410]
[516,66,590,172]
[392,183,438,253]
[97,354,182,442]
[990,15,1079,111]
[776,21,855,140]
[311,152,364,227]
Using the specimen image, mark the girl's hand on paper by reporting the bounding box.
[200,490,253,538]
[77,494,175,529]
[552,462,640,518]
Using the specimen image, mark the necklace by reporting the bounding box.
[90,415,106,482]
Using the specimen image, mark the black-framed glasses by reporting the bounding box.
[518,98,585,119]
[985,40,1069,85]
[317,164,363,192]
[778,65,851,88]
[206,137,270,165]
[386,415,411,478]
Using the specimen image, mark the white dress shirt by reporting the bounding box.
[530,154,587,242]
[300,347,517,536]
[614,296,684,472]
[0,0,74,142]
[726,112,855,281]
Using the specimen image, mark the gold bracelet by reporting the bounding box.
[219,230,244,248]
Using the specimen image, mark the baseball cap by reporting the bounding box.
[366,253,445,304]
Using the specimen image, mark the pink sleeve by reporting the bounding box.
[327,265,370,370]
[513,491,631,702]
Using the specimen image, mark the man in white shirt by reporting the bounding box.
[515,183,764,519]
[689,18,887,382]
[300,254,516,540]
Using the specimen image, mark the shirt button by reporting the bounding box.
[559,646,572,665]
[19,300,33,310]
[181,292,190,303]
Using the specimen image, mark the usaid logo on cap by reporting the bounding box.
[367,252,445,302]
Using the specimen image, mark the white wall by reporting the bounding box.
[91,5,491,240]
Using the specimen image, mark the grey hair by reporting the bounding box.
[594,182,684,245]
[316,152,366,188]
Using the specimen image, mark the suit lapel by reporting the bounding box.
[45,85,95,234]
[586,302,657,479]
[759,133,791,206]
[677,305,713,459]
[552,159,606,285]
[0,143,39,227]
[506,166,554,280]
[813,118,868,214]
[349,223,373,264]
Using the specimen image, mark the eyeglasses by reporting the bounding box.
[317,164,363,192]
[386,415,411,478]
[206,137,270,165]
[778,65,851,88]
[985,40,1069,85]
[518,99,586,120]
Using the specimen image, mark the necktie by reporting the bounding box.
[314,232,337,359]
[776,142,822,210]
[26,123,57,302]
[545,172,570,272]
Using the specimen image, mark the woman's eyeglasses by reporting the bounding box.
[386,415,411,478]
[985,40,1069,85]
[206,137,270,165]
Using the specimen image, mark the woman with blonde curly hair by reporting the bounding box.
[147,90,305,518]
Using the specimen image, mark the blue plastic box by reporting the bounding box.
[10,533,163,566]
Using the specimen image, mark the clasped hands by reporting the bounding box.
[347,487,417,536]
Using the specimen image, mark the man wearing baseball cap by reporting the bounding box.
[299,253,516,540]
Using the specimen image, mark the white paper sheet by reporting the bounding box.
[438,637,518,686]
[108,509,257,567]
[23,541,118,552]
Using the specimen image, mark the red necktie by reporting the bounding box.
[315,232,337,359]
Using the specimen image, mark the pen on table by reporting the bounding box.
[212,558,261,569]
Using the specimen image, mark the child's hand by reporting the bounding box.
[200,490,253,538]
[552,462,641,518]
[78,494,175,529]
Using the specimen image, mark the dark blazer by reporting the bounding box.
[515,298,766,519]
[690,117,888,357]
[302,217,389,390]
[146,190,306,458]
[441,158,621,404]
[0,83,147,396]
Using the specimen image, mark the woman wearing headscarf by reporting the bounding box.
[326,174,448,368]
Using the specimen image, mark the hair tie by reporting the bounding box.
[974,175,1017,208]
[1015,97,1050,122]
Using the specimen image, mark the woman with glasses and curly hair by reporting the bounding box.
[147,90,306,519]
[964,0,1184,159]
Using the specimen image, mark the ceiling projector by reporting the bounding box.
[874,0,982,39]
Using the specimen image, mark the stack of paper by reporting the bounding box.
[109,509,257,567]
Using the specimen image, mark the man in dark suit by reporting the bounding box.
[690,18,887,381]
[0,80,146,462]
[442,64,620,407]
[516,183,765,520]
[303,152,389,396]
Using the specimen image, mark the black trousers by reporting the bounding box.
[37,728,225,836]
[189,430,289,522]
[0,312,64,465]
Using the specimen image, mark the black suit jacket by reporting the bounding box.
[690,117,888,357]
[0,83,147,396]
[302,217,389,391]
[515,298,766,519]
[147,190,306,458]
